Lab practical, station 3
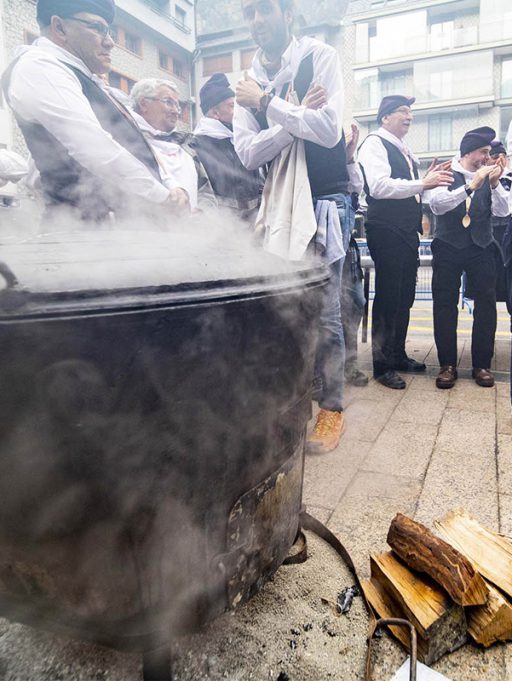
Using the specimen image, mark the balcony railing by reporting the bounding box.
[143,0,192,34]
[355,17,511,64]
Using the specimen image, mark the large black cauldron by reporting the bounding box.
[0,230,327,674]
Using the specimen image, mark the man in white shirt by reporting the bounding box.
[234,0,359,454]
[429,127,509,389]
[358,95,453,389]
[2,0,182,223]
[129,78,204,214]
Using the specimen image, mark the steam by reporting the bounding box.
[0,193,325,667]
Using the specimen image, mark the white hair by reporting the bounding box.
[130,78,179,110]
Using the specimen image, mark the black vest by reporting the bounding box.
[193,134,260,207]
[3,57,161,221]
[255,52,349,197]
[434,171,493,250]
[362,135,422,246]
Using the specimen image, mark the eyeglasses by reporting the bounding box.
[66,17,112,38]
[144,97,181,112]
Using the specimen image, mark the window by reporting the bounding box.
[430,20,454,51]
[159,51,171,71]
[173,58,184,78]
[175,5,186,27]
[203,54,233,77]
[111,25,142,57]
[381,69,411,97]
[24,30,38,45]
[414,51,494,103]
[241,49,256,71]
[109,71,136,95]
[428,113,453,151]
[502,59,512,99]
[159,51,188,80]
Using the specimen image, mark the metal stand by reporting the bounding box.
[142,646,172,681]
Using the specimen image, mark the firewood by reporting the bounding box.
[361,578,435,664]
[434,509,512,600]
[387,513,488,606]
[369,552,466,663]
[467,580,512,647]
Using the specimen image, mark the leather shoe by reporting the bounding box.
[375,370,406,390]
[472,368,495,388]
[394,357,427,373]
[436,366,458,389]
[346,367,369,387]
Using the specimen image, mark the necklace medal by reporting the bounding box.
[462,196,472,229]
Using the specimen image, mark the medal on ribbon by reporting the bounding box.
[462,196,471,228]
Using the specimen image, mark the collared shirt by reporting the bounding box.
[6,37,169,204]
[358,127,424,200]
[233,36,344,171]
[130,110,199,209]
[429,157,509,218]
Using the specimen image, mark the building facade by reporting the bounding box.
[0,0,196,153]
[343,0,512,165]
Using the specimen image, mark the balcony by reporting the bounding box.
[354,51,495,113]
[116,0,195,52]
[355,14,511,66]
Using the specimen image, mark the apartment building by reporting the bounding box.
[343,0,512,165]
[0,0,196,152]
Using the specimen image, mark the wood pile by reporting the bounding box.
[361,509,512,664]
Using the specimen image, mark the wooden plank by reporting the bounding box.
[434,509,512,599]
[361,577,466,666]
[468,580,512,647]
[387,513,488,606]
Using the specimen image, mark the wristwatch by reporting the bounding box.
[259,92,274,113]
[464,184,473,196]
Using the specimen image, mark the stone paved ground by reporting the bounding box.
[304,300,512,680]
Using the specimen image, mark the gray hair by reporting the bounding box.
[130,78,179,110]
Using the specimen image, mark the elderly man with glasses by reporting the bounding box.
[130,78,217,214]
[2,0,185,224]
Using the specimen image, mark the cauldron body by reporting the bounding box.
[0,231,327,651]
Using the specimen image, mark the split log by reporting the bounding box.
[467,580,512,647]
[387,513,488,606]
[361,578,436,664]
[366,552,466,664]
[434,509,512,599]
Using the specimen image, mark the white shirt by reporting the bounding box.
[429,157,509,218]
[358,127,424,200]
[130,110,199,210]
[507,119,512,156]
[0,150,28,188]
[233,37,344,171]
[347,162,364,195]
[5,38,169,204]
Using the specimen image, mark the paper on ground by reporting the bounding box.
[390,658,453,681]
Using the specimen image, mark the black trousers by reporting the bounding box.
[366,229,419,377]
[431,239,497,369]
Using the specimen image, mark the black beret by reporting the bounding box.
[490,139,507,157]
[199,73,234,115]
[460,126,496,156]
[37,0,115,26]
[377,95,415,124]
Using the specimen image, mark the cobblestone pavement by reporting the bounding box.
[304,301,512,680]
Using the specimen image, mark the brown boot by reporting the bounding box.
[307,409,346,454]
[472,368,495,387]
[436,366,458,389]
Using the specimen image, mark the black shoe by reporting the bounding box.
[375,370,406,390]
[394,357,426,373]
[346,367,369,387]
